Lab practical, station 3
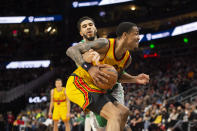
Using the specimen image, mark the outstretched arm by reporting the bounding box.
[118,57,150,84]
[118,72,138,83]
[66,38,109,66]
[118,57,136,83]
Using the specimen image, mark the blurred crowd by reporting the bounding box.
[127,99,197,131]
[0,102,86,131]
[128,55,197,93]
[0,68,48,91]
[123,55,197,131]
[0,96,196,131]
[0,54,196,131]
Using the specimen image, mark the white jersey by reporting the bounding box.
[111,83,124,105]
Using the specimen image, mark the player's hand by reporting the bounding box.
[65,113,70,121]
[135,73,150,85]
[66,113,70,118]
[88,66,110,86]
[97,64,112,68]
[82,49,100,65]
[90,50,100,65]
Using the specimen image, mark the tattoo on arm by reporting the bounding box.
[66,38,108,66]
[66,44,86,66]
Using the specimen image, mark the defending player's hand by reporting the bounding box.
[135,73,150,85]
[82,49,100,65]
[88,65,110,86]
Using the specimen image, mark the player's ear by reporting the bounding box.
[80,31,83,37]
[122,32,127,39]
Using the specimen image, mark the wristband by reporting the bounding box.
[82,62,92,72]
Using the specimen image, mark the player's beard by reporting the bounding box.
[84,32,97,41]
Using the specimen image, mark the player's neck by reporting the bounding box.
[115,39,127,59]
[83,36,97,42]
[56,87,63,92]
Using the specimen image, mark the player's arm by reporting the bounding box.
[67,38,110,84]
[48,89,54,118]
[64,89,70,117]
[66,38,109,66]
[118,57,137,83]
[118,57,149,84]
[118,71,137,83]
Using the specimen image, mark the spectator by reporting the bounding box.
[129,109,143,131]
[0,114,5,130]
[6,111,14,131]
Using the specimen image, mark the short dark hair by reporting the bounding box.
[55,78,62,82]
[77,16,95,31]
[116,22,137,38]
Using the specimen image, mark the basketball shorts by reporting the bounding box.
[66,74,117,114]
[90,83,125,128]
[52,106,69,121]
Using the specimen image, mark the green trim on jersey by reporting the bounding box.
[94,113,107,127]
[80,40,85,43]
[85,114,90,118]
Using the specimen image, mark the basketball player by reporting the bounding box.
[77,16,126,131]
[77,16,125,104]
[76,17,105,131]
[48,79,70,131]
[66,22,149,131]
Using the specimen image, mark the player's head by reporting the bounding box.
[55,78,62,88]
[116,22,140,50]
[77,16,97,41]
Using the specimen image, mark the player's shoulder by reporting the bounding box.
[51,88,56,92]
[107,38,116,45]
[107,38,115,41]
[60,87,66,91]
[96,38,109,44]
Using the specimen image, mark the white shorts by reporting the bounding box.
[111,83,125,105]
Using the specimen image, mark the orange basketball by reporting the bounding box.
[95,64,118,90]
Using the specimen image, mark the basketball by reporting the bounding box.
[95,64,118,90]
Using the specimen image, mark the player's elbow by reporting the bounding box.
[66,46,75,57]
[98,38,108,46]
